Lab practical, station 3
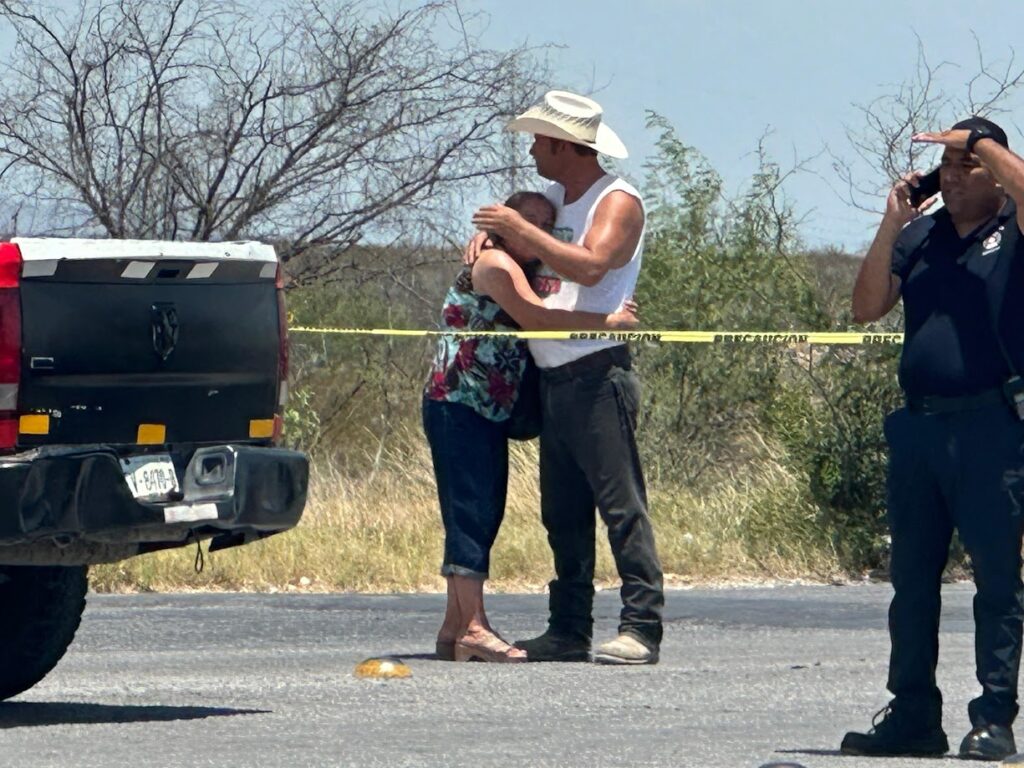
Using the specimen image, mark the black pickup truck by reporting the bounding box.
[0,237,308,700]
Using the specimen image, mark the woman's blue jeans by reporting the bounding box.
[422,397,509,580]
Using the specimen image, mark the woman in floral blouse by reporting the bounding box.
[423,191,639,663]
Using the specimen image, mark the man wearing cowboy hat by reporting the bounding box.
[471,90,664,665]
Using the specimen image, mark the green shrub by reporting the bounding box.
[276,113,921,581]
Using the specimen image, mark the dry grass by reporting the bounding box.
[91,436,841,593]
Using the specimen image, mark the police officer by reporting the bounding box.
[842,117,1024,761]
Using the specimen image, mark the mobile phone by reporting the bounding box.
[909,167,941,207]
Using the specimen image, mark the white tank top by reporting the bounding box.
[528,174,645,368]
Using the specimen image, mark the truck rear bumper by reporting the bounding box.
[0,445,308,556]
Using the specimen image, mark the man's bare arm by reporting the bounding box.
[471,191,644,286]
[852,221,904,323]
[972,141,1024,233]
[851,172,929,323]
[913,128,1024,232]
[472,250,638,330]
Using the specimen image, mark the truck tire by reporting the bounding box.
[0,565,88,701]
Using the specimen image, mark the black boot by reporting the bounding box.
[959,725,1017,761]
[840,703,948,757]
[513,630,590,662]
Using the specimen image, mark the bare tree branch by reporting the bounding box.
[0,0,548,284]
[832,33,1024,218]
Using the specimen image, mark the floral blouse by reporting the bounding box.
[424,266,528,422]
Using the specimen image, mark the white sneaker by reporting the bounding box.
[592,633,659,665]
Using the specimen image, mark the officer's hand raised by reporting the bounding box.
[886,171,936,226]
[911,128,971,150]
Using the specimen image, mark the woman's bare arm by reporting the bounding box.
[471,249,636,331]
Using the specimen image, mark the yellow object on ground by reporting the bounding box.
[353,657,412,679]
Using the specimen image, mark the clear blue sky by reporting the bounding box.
[463,0,1024,252]
[2,2,1021,252]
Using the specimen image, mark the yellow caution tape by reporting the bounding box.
[353,657,413,679]
[291,326,904,345]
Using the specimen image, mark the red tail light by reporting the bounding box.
[274,263,289,445]
[0,242,23,451]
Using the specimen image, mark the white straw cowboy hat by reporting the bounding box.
[506,90,629,159]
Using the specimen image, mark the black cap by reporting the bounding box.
[952,116,1009,148]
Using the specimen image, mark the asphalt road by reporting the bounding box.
[0,584,1010,768]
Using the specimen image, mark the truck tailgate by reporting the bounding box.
[13,239,281,447]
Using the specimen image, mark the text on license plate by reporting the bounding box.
[121,455,180,500]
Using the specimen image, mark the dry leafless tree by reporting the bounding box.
[0,0,547,283]
[832,34,1024,214]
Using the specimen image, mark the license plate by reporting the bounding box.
[122,455,180,500]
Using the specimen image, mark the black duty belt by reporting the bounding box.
[906,387,1006,415]
[540,344,631,384]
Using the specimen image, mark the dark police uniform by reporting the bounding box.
[887,198,1024,729]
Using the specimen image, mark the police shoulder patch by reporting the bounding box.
[983,229,1003,253]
